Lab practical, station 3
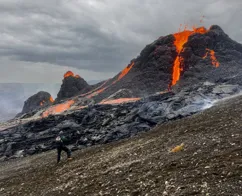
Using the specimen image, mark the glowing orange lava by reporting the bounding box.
[64,71,75,78]
[80,79,110,97]
[49,96,54,103]
[80,62,135,99]
[87,88,106,99]
[42,100,75,118]
[203,48,220,67]
[99,98,140,105]
[118,62,135,81]
[171,26,208,86]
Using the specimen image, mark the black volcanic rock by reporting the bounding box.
[56,71,91,102]
[0,83,240,160]
[104,89,134,101]
[20,91,53,114]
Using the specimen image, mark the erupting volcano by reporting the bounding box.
[18,24,242,120]
[64,71,81,79]
[170,25,220,86]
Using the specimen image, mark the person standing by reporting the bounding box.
[55,131,72,163]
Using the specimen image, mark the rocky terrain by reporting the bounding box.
[19,91,54,115]
[0,82,240,160]
[1,24,242,189]
[0,93,242,196]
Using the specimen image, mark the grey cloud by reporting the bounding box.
[0,0,242,77]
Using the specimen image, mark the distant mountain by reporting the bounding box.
[0,83,60,122]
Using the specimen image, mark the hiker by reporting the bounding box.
[55,131,72,163]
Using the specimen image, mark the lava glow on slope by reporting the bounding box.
[171,26,209,86]
[170,24,221,87]
[117,62,135,81]
[83,62,135,99]
[99,98,140,105]
[80,79,110,97]
[86,88,107,99]
[203,49,220,67]
[50,96,54,103]
[42,100,75,118]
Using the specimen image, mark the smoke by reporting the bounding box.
[0,83,60,122]
[201,99,215,110]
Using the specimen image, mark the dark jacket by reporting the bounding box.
[55,135,68,147]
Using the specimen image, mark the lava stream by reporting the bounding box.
[83,62,135,99]
[80,79,110,97]
[99,98,140,105]
[42,100,75,118]
[171,27,208,86]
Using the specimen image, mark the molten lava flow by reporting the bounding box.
[80,79,110,97]
[99,98,140,105]
[117,62,135,81]
[87,88,106,99]
[42,100,75,118]
[64,71,75,78]
[81,62,135,99]
[49,96,54,103]
[203,49,220,67]
[171,27,209,86]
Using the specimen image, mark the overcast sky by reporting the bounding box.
[0,0,241,83]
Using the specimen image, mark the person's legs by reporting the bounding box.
[62,146,71,158]
[57,147,62,163]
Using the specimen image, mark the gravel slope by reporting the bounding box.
[0,94,242,196]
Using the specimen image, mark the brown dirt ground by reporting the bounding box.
[0,95,242,196]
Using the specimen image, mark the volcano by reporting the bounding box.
[1,24,242,161]
[56,71,91,102]
[68,25,242,103]
[14,25,242,119]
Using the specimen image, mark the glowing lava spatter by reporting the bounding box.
[203,49,220,67]
[64,71,81,79]
[171,26,209,86]
[64,71,75,78]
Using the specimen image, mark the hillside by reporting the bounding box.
[0,83,60,122]
[0,94,242,196]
